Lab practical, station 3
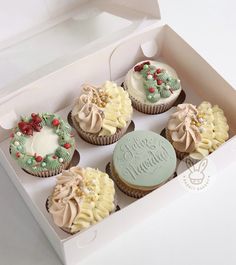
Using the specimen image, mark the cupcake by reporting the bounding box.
[10,113,75,177]
[71,81,133,145]
[124,60,182,114]
[48,166,115,234]
[110,131,177,198]
[166,102,229,160]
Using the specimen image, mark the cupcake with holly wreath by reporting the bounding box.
[124,60,182,114]
[71,81,133,145]
[10,113,76,177]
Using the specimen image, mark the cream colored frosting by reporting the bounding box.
[49,167,115,233]
[72,81,132,136]
[167,104,201,153]
[190,102,229,159]
[99,81,132,136]
[125,61,182,105]
[24,126,59,157]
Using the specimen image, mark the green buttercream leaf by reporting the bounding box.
[55,146,72,162]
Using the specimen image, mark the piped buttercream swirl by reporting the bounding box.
[72,81,132,136]
[167,104,201,153]
[49,167,115,233]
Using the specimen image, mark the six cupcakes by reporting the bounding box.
[71,81,133,145]
[8,60,230,234]
[124,60,182,114]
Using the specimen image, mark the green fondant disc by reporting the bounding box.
[113,131,176,187]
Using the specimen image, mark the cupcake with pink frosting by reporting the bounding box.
[166,102,229,160]
[71,81,133,145]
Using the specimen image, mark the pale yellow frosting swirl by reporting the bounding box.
[190,102,229,159]
[49,167,115,233]
[99,81,133,136]
[167,103,201,153]
[72,81,132,136]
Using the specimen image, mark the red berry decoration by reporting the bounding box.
[35,156,43,162]
[16,152,21,158]
[157,80,163,85]
[52,119,60,126]
[149,87,155,93]
[18,121,33,136]
[64,143,71,149]
[156,68,162,74]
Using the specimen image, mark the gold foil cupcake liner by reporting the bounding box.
[71,114,130,145]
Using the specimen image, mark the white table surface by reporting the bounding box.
[1,1,236,264]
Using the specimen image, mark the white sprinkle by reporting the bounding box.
[147,74,153,80]
[166,85,170,89]
[14,141,20,146]
[59,158,64,163]
[16,132,22,136]
[199,118,204,123]
[199,127,204,133]
[177,79,181,83]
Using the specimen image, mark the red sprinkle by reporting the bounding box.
[156,68,162,74]
[169,88,173,94]
[35,156,43,162]
[53,155,57,159]
[10,133,14,138]
[149,87,155,93]
[16,152,21,158]
[157,80,163,85]
[64,143,71,149]
[52,119,60,126]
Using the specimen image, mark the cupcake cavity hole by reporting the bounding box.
[125,120,135,134]
[67,149,80,168]
[160,128,166,138]
[67,111,74,128]
[173,90,186,107]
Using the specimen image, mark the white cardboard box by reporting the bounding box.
[0,1,236,265]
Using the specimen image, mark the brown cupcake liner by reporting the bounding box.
[108,162,173,199]
[71,114,130,145]
[165,129,188,160]
[123,82,178,115]
[129,94,178,115]
[10,146,73,178]
[24,160,71,178]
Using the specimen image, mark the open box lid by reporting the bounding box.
[0,0,161,100]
